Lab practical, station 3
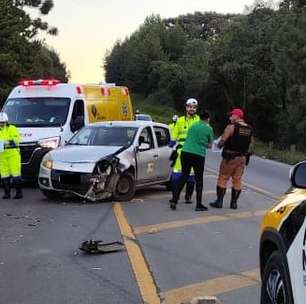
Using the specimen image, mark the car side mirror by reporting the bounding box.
[138,143,150,152]
[290,161,306,188]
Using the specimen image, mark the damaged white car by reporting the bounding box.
[38,121,172,201]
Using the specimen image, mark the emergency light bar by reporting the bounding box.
[122,88,129,96]
[99,82,116,87]
[19,79,60,86]
[101,87,110,96]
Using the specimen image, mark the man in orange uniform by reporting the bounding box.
[210,108,252,209]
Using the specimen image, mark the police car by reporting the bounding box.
[260,161,306,304]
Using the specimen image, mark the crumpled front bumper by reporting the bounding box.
[39,156,123,201]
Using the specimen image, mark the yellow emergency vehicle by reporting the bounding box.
[260,161,306,304]
[1,79,134,179]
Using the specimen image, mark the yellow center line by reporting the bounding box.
[133,190,217,201]
[160,268,260,304]
[134,209,266,235]
[113,202,160,304]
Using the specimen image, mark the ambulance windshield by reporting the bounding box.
[3,97,70,127]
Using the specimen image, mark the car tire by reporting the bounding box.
[113,172,136,201]
[41,189,63,201]
[261,251,294,304]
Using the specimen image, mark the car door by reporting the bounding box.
[153,125,172,180]
[135,126,159,184]
[286,204,306,303]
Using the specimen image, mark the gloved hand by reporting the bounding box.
[168,140,176,148]
[8,140,16,147]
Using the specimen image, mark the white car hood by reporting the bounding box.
[53,144,121,162]
[19,127,61,143]
[48,145,124,173]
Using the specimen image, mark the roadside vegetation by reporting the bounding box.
[0,0,68,105]
[253,140,306,165]
[105,0,306,160]
[132,93,180,123]
[133,93,306,165]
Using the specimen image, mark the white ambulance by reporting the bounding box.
[1,79,133,180]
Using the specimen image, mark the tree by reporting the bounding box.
[0,0,68,105]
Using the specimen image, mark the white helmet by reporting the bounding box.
[186,98,198,107]
[172,114,178,122]
[0,112,8,123]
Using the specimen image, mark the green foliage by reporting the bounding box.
[104,7,306,153]
[253,139,306,164]
[0,0,68,106]
[132,93,178,124]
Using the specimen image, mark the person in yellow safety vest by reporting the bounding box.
[171,98,200,204]
[168,114,178,138]
[0,112,23,199]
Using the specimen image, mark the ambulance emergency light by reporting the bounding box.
[19,79,60,86]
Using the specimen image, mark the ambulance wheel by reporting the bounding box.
[41,189,63,201]
[113,172,135,201]
[261,251,293,304]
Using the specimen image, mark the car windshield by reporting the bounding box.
[68,126,138,147]
[3,97,71,127]
[136,114,152,121]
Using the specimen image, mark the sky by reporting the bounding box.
[40,0,256,83]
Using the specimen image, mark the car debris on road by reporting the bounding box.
[79,240,125,254]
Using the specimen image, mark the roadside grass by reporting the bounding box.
[253,140,306,165]
[131,93,306,165]
[131,93,181,124]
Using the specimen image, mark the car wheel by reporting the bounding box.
[261,251,293,304]
[113,172,135,201]
[41,189,63,201]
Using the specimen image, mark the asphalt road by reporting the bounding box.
[0,152,293,304]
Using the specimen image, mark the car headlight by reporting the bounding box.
[38,137,60,149]
[42,158,53,169]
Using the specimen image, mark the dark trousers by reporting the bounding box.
[172,151,205,204]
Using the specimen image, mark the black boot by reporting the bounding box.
[169,199,177,210]
[210,186,226,208]
[13,177,23,199]
[2,178,11,199]
[230,188,241,209]
[195,203,208,211]
[185,181,194,204]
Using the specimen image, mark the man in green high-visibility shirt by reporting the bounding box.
[170,110,214,211]
[171,98,200,204]
[0,112,23,199]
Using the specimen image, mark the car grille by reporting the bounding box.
[51,169,92,192]
[20,142,39,164]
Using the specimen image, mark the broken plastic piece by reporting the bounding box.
[79,240,125,254]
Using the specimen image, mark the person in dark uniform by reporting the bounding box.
[210,108,252,209]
